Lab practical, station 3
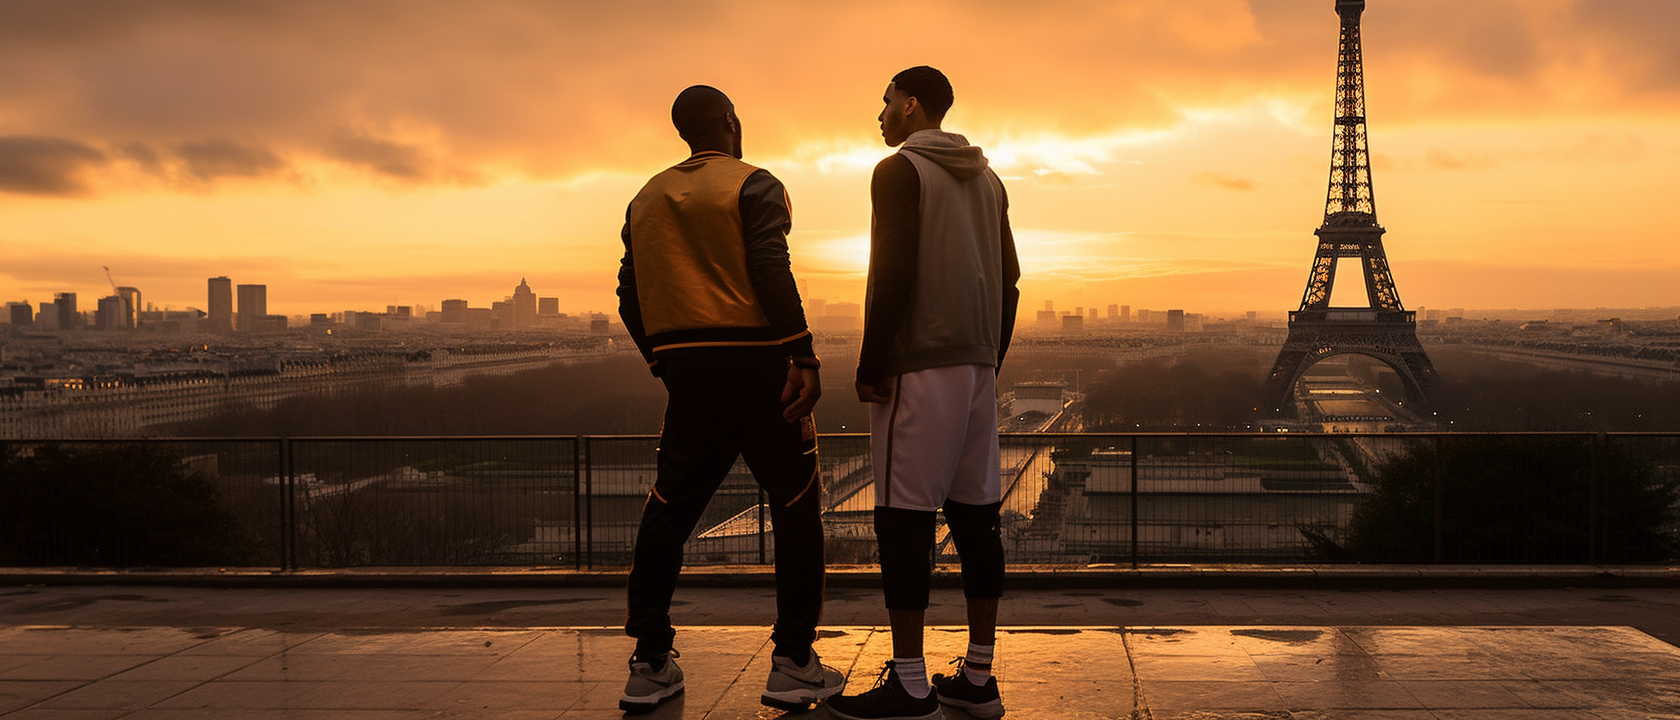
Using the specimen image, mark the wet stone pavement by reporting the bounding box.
[2,623,1679,719]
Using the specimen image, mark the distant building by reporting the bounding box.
[236,284,267,332]
[590,313,610,334]
[1121,305,1132,323]
[1107,304,1119,319]
[115,287,140,329]
[53,293,78,330]
[7,302,31,327]
[538,297,559,316]
[1246,311,1259,324]
[441,299,468,323]
[207,277,233,333]
[1166,309,1185,332]
[1036,309,1057,329]
[1009,381,1067,417]
[1061,314,1084,333]
[827,301,860,318]
[510,278,538,329]
[36,301,59,330]
[1088,308,1098,323]
[96,296,124,330]
[1137,309,1151,325]
[807,298,827,318]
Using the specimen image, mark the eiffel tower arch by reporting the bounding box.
[1260,0,1439,417]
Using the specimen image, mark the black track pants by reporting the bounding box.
[624,348,824,657]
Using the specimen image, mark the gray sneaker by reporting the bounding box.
[762,651,845,710]
[620,650,683,714]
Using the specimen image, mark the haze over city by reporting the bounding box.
[2,1,1676,318]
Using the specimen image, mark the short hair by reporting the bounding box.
[671,85,733,139]
[891,66,953,122]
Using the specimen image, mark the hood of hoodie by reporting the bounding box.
[900,129,988,181]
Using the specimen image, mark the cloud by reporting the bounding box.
[1193,171,1257,191]
[1424,149,1497,171]
[15,0,1669,193]
[0,136,107,195]
[175,140,288,182]
[324,131,430,180]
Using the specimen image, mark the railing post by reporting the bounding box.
[1130,434,1140,569]
[1432,435,1444,564]
[281,437,295,571]
[583,437,594,570]
[1589,433,1603,564]
[572,436,583,570]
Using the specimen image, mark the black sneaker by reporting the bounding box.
[932,657,1004,718]
[825,660,940,720]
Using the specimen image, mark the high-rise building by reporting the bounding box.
[510,279,538,329]
[441,299,468,323]
[1036,309,1056,329]
[1061,314,1084,333]
[236,284,267,331]
[1167,309,1185,332]
[538,297,559,316]
[96,296,124,330]
[1121,305,1131,323]
[115,286,141,329]
[1137,309,1152,325]
[7,302,32,327]
[53,293,78,329]
[208,277,233,333]
[1107,304,1119,319]
[1088,308,1098,323]
[36,302,59,330]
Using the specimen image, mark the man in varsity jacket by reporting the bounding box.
[615,85,841,713]
[827,67,1021,720]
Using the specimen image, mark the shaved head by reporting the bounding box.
[671,85,733,141]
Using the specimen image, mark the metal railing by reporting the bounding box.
[2,432,1677,569]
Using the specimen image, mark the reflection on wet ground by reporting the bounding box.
[2,624,1678,718]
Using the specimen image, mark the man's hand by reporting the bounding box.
[855,377,894,404]
[781,365,821,422]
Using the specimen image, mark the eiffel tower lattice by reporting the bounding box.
[1260,0,1439,416]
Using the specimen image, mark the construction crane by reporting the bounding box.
[103,266,119,295]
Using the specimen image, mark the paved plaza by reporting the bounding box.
[3,584,1680,718]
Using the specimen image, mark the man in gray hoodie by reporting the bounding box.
[828,66,1020,720]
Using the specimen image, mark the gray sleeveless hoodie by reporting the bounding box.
[867,129,1007,376]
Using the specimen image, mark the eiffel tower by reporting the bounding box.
[1260,0,1439,417]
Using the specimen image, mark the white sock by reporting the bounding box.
[964,642,994,684]
[893,656,930,698]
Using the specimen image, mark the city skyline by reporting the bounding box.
[2,1,1677,316]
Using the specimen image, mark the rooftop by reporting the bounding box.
[4,580,1678,718]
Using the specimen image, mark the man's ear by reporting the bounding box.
[902,96,920,120]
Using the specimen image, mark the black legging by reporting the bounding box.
[875,499,1004,610]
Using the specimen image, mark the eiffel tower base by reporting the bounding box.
[1259,311,1439,418]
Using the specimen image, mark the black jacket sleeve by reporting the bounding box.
[615,205,656,370]
[998,181,1021,369]
[856,154,920,386]
[739,169,814,358]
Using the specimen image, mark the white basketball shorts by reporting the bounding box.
[869,363,1001,511]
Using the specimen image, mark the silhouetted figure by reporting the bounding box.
[615,84,840,713]
[829,66,1020,720]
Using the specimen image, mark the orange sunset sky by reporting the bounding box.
[2,0,1676,319]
